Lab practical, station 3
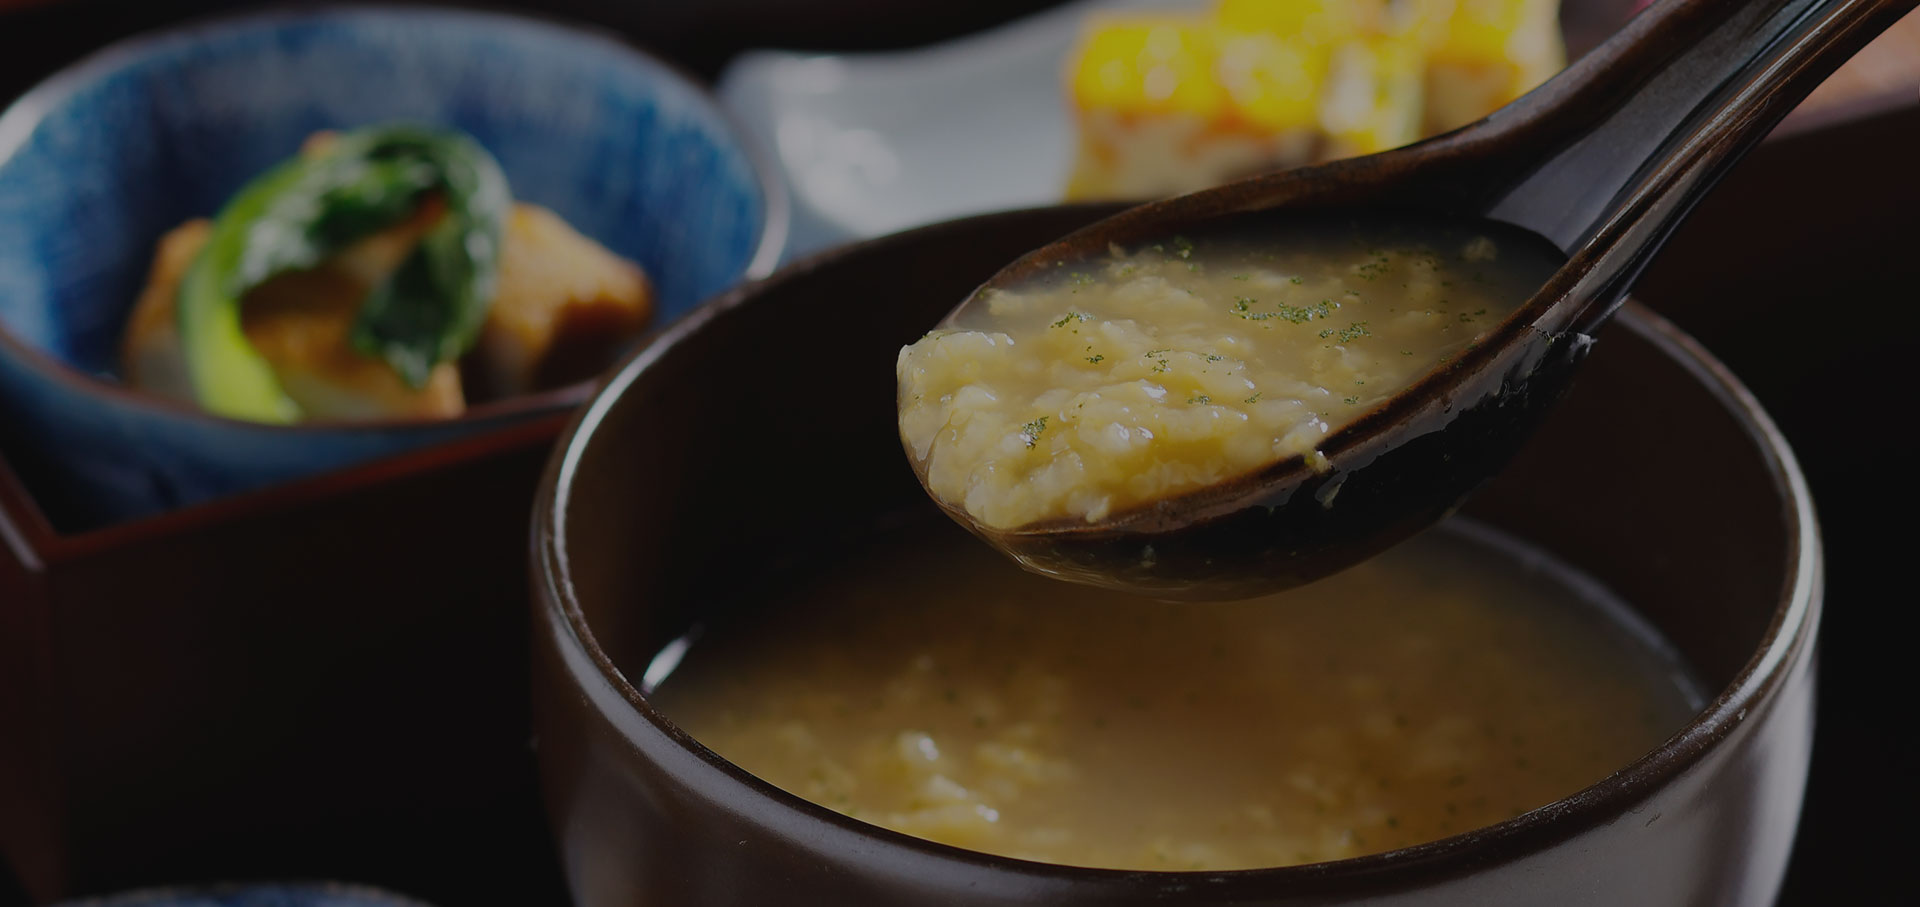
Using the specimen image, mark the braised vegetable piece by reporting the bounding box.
[120,125,654,423]
[123,213,469,421]
[173,125,509,422]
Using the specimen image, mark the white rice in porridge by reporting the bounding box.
[896,223,1556,530]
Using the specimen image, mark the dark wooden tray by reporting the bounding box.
[2,416,576,905]
[2,3,1915,905]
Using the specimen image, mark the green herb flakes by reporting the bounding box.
[1020,416,1049,448]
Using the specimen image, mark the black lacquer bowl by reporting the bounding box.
[531,205,1818,906]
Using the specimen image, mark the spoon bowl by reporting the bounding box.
[914,0,1911,599]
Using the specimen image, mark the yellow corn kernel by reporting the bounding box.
[1318,37,1426,156]
[1069,17,1225,117]
[1213,28,1324,130]
[1214,0,1373,42]
[1431,0,1554,63]
[1384,0,1461,49]
[1424,0,1563,131]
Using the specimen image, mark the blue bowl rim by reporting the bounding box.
[0,2,789,435]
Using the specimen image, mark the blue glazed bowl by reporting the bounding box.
[53,882,431,907]
[0,6,785,530]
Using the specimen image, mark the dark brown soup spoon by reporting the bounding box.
[914,0,1913,600]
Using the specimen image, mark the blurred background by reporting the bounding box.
[1,1,1915,905]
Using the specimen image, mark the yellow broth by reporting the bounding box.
[650,521,1695,871]
[896,218,1561,530]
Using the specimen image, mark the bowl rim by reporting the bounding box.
[0,2,789,435]
[533,204,1821,890]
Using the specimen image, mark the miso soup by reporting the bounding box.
[649,520,1696,871]
[896,217,1561,530]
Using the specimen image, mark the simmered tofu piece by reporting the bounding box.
[121,215,467,421]
[474,204,653,396]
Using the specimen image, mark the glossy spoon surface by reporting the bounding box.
[905,0,1912,599]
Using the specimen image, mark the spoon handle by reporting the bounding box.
[1482,0,1914,331]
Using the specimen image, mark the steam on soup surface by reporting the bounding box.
[895,216,1560,530]
[650,521,1696,871]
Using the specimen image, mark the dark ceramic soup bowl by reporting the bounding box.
[531,205,1818,906]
